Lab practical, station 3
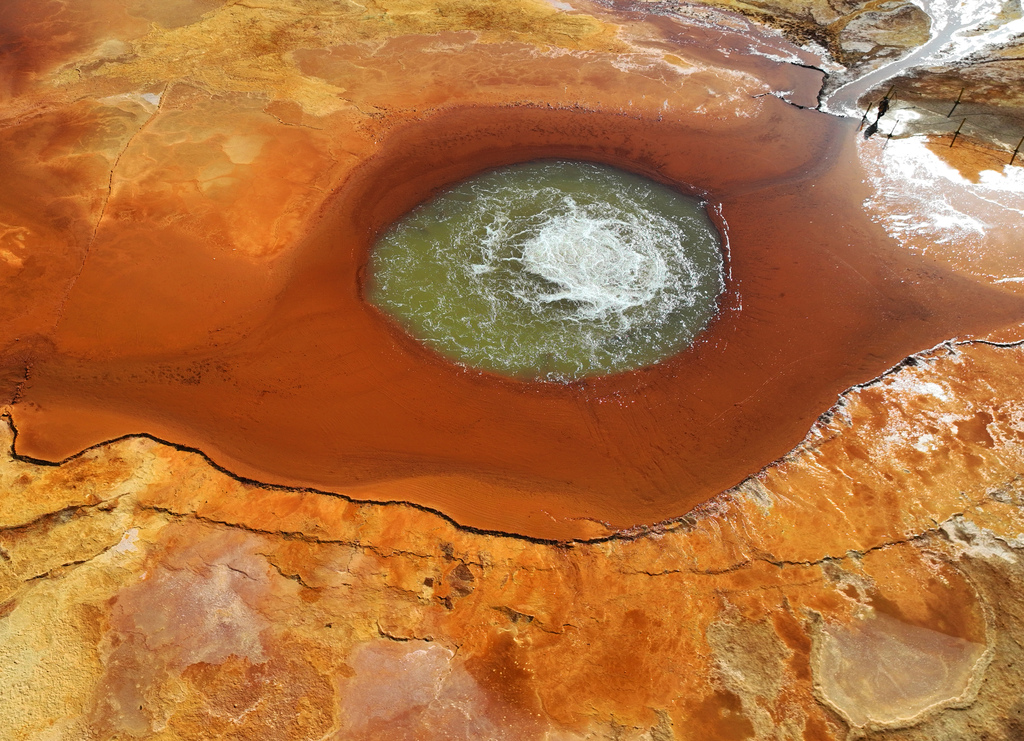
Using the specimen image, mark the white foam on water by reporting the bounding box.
[863,136,1024,272]
[519,201,671,321]
[370,161,724,379]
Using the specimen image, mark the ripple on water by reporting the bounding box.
[368,160,725,380]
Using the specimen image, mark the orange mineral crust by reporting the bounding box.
[4,0,1024,736]
[16,98,1024,540]
[3,340,1024,739]
[8,106,1024,536]
[2,0,1023,541]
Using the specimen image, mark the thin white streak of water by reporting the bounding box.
[823,0,1024,117]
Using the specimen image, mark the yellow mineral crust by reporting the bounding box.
[76,0,624,115]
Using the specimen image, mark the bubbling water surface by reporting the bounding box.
[368,160,725,379]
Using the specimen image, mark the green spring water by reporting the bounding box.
[367,160,725,380]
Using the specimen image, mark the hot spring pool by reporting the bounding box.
[367,160,725,380]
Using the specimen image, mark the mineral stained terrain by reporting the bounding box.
[2,0,1024,738]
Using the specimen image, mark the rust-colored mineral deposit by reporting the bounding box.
[2,0,1024,738]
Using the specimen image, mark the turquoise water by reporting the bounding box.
[367,160,725,380]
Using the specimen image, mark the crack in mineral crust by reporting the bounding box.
[1,334,1019,547]
[52,83,172,329]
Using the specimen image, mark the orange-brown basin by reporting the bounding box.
[13,103,1024,540]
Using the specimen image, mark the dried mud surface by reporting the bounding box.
[3,0,1024,738]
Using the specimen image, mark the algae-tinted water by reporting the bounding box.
[368,160,725,379]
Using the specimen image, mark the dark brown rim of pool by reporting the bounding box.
[12,103,1024,541]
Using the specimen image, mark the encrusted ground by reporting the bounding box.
[4,341,1024,738]
[2,0,1024,738]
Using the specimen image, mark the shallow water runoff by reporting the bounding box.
[368,160,725,380]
